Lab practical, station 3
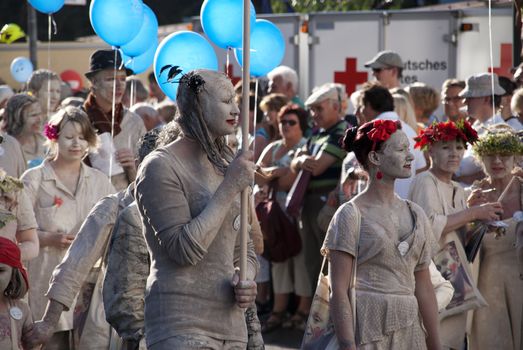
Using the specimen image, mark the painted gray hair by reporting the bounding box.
[27,69,61,93]
[4,93,38,137]
[175,70,233,175]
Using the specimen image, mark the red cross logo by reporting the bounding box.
[488,43,513,78]
[224,64,241,86]
[334,58,369,96]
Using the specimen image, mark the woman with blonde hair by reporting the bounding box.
[393,93,418,131]
[407,83,440,127]
[21,106,114,349]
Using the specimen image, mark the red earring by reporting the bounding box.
[376,171,383,180]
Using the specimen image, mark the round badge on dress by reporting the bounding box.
[233,215,241,231]
[9,306,23,320]
[397,241,409,256]
[513,211,523,222]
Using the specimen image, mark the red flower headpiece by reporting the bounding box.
[363,119,400,150]
[44,123,59,141]
[414,120,478,150]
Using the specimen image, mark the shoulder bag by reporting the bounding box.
[301,202,361,349]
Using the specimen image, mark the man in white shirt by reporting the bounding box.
[359,82,426,198]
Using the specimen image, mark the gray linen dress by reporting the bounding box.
[322,199,436,349]
[135,143,258,349]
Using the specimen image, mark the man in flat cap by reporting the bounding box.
[365,50,404,89]
[456,72,506,184]
[83,49,146,191]
[290,84,348,289]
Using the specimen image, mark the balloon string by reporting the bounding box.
[118,48,126,70]
[109,49,117,180]
[251,78,258,154]
[252,77,258,186]
[488,0,495,117]
[52,15,57,35]
[130,62,135,108]
[47,15,52,121]
[226,48,230,77]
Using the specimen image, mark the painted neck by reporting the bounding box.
[430,167,453,184]
[364,168,397,205]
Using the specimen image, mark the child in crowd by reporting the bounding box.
[0,236,33,349]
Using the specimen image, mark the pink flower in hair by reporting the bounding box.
[44,123,59,141]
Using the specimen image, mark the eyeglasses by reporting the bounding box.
[280,119,297,126]
[443,96,464,104]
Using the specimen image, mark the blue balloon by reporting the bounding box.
[28,0,64,14]
[10,57,33,83]
[121,4,158,58]
[90,0,144,47]
[154,31,218,101]
[122,40,158,75]
[201,0,256,49]
[235,19,285,77]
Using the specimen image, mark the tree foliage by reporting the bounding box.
[270,0,420,12]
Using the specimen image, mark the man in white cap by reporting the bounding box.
[364,50,404,89]
[456,73,506,184]
[290,84,348,291]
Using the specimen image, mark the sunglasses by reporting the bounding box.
[372,67,392,73]
[280,119,298,126]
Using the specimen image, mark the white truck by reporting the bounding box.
[192,4,515,111]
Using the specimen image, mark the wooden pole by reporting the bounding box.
[239,0,251,281]
[497,176,516,202]
[27,5,38,69]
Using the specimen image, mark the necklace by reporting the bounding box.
[368,201,413,256]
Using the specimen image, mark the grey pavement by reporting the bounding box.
[263,327,303,350]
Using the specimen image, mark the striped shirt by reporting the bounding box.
[306,120,348,192]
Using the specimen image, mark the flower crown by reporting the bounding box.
[360,119,400,150]
[0,169,23,193]
[43,123,59,141]
[473,125,523,156]
[414,120,478,151]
